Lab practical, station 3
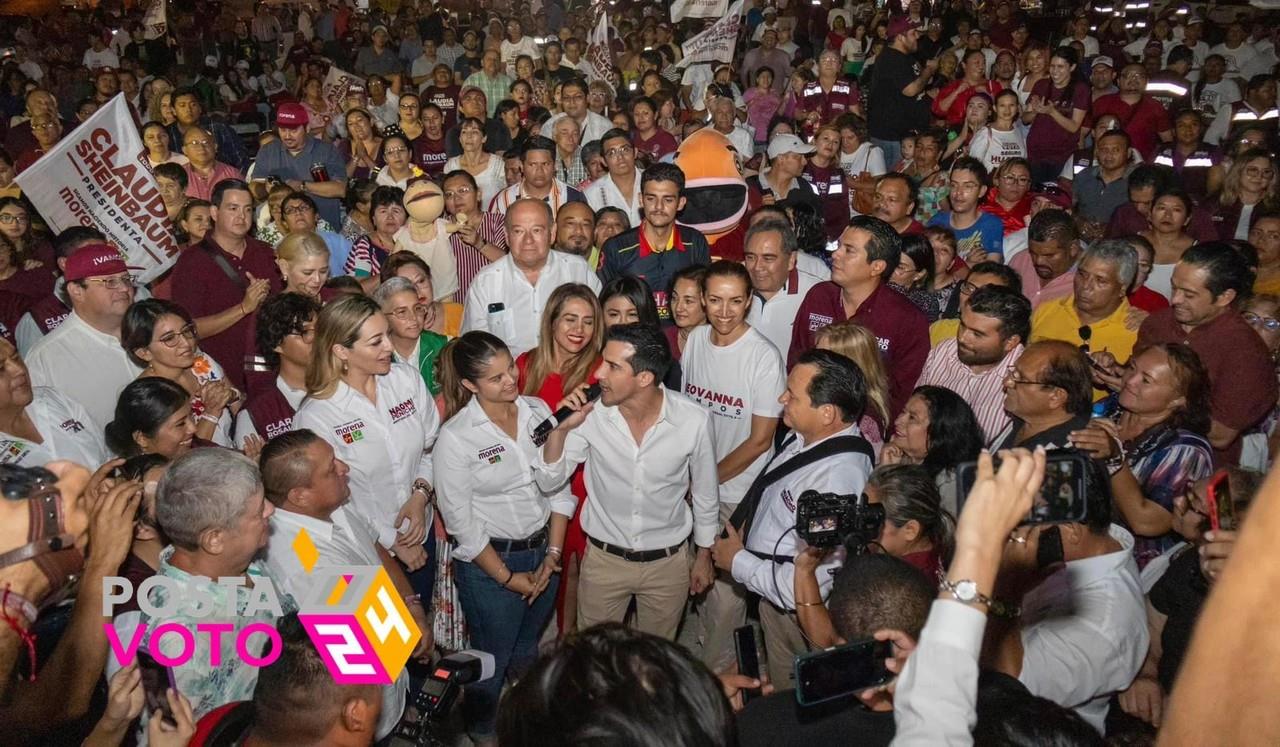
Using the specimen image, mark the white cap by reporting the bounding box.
[235,60,251,70]
[767,133,816,159]
[1092,55,1114,70]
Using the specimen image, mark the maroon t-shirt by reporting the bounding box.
[1089,94,1171,161]
[1026,79,1090,167]
[801,161,851,241]
[1136,308,1278,465]
[633,129,679,162]
[413,133,449,179]
[787,281,930,420]
[423,84,462,130]
[169,235,283,390]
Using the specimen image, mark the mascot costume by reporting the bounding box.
[673,128,761,261]
[396,179,462,302]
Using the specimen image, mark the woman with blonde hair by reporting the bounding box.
[514,283,603,635]
[1213,148,1280,241]
[275,231,331,299]
[293,295,442,616]
[813,320,891,455]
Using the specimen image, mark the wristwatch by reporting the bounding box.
[938,578,992,607]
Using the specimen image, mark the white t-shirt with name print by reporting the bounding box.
[680,325,786,506]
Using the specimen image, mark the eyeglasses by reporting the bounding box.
[283,205,314,215]
[1004,364,1052,387]
[959,281,979,295]
[156,324,197,347]
[1000,174,1031,185]
[85,275,136,290]
[1078,324,1092,352]
[385,305,428,321]
[1244,311,1280,331]
[604,145,634,160]
[384,146,409,155]
[185,139,213,148]
[443,187,474,198]
[289,326,317,343]
[399,102,420,109]
[561,93,585,102]
[0,214,29,224]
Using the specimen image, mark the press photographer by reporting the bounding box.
[711,348,875,687]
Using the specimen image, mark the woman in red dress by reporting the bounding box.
[514,283,604,634]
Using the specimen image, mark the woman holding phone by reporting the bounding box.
[434,331,574,744]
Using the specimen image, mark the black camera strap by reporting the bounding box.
[729,434,875,541]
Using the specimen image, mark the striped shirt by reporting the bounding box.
[448,211,508,301]
[917,337,1023,443]
[345,234,395,277]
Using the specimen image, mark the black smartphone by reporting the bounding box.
[955,450,1090,525]
[794,639,894,707]
[136,649,178,728]
[733,625,762,703]
[487,302,505,313]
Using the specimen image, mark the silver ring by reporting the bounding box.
[1007,535,1027,544]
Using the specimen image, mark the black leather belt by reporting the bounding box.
[589,536,684,563]
[490,525,549,553]
[748,549,795,564]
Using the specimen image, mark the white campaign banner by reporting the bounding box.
[670,0,729,21]
[15,95,178,284]
[677,0,745,68]
[143,0,167,40]
[322,65,360,111]
[585,11,619,89]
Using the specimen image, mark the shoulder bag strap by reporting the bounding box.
[199,242,248,290]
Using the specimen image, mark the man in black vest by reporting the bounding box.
[712,349,875,687]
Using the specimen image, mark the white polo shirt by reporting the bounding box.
[0,386,107,469]
[746,265,824,359]
[293,363,440,548]
[25,311,143,428]
[584,168,644,226]
[264,505,407,740]
[460,250,602,357]
[433,396,577,561]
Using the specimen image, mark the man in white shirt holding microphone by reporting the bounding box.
[537,323,720,639]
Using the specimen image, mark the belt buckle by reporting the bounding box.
[622,547,642,562]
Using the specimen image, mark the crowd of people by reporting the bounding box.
[1,0,1280,744]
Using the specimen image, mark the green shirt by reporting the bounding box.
[399,331,449,395]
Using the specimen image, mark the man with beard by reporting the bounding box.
[554,201,596,265]
[918,285,1029,442]
[871,174,923,235]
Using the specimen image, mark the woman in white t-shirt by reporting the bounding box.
[680,262,786,513]
[968,90,1027,173]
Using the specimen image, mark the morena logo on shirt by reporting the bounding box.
[388,398,417,424]
[478,444,505,464]
[335,419,366,444]
[808,313,833,332]
[58,418,85,433]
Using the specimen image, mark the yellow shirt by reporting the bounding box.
[930,318,960,347]
[1030,296,1137,400]
[1254,273,1280,298]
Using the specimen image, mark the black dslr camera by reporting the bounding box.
[795,491,884,550]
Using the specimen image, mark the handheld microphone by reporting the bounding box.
[532,383,601,445]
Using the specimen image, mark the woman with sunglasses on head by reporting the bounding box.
[1069,343,1214,567]
[294,294,442,616]
[123,299,239,448]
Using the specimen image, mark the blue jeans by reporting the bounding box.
[455,544,559,739]
[402,534,437,613]
[871,137,901,170]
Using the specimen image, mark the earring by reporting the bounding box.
[342,360,349,373]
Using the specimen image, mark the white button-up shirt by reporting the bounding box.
[25,311,142,428]
[264,505,406,740]
[434,396,577,561]
[460,250,602,357]
[1019,525,1147,733]
[536,389,720,550]
[746,265,824,359]
[0,386,108,469]
[294,363,440,548]
[730,425,872,610]
[584,168,644,226]
[539,111,614,144]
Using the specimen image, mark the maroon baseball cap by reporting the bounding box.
[887,16,924,39]
[64,244,137,282]
[275,102,310,129]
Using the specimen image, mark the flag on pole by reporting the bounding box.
[16,95,178,284]
[143,0,167,40]
[585,10,619,89]
[670,0,729,21]
[677,0,746,68]
[322,65,361,113]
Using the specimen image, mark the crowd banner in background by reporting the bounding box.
[677,0,746,68]
[671,0,730,22]
[16,95,178,285]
